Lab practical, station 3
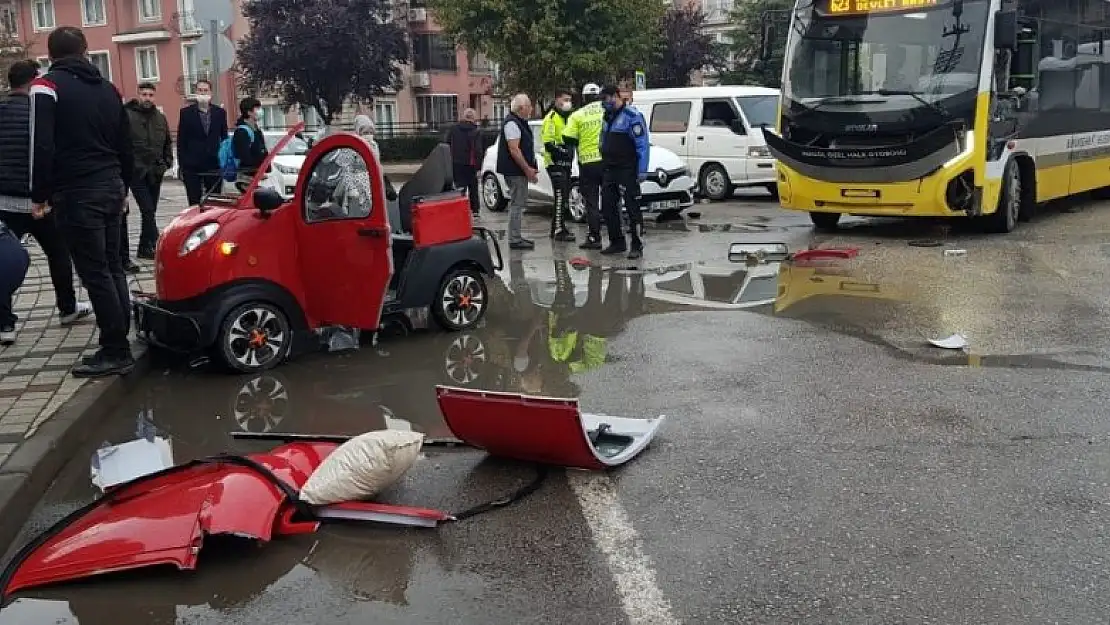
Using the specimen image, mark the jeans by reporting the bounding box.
[548,165,572,234]
[54,188,131,358]
[0,227,29,328]
[0,210,77,315]
[131,175,162,251]
[453,164,480,214]
[505,175,528,243]
[602,167,643,245]
[181,169,222,206]
[578,162,604,240]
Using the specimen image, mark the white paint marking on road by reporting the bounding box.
[567,470,680,625]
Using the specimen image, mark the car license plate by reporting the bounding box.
[649,199,680,211]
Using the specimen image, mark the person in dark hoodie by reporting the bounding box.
[232,96,268,192]
[30,26,135,377]
[446,108,482,216]
[0,59,91,345]
[123,81,173,261]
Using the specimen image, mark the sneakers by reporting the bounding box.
[72,350,134,378]
[137,247,156,260]
[60,302,93,326]
[579,236,602,250]
[0,326,14,346]
[509,238,535,250]
[552,229,576,242]
[628,238,643,260]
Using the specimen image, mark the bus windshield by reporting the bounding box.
[783,0,989,108]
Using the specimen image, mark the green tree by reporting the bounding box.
[720,0,792,87]
[429,0,664,112]
[645,4,719,88]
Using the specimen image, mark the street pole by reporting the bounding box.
[209,19,220,104]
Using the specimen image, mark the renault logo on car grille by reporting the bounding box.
[656,169,668,186]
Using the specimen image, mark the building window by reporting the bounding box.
[413,34,457,71]
[491,99,509,122]
[261,104,284,130]
[36,56,50,71]
[135,46,159,81]
[81,0,106,25]
[88,51,110,80]
[468,52,491,73]
[181,43,200,95]
[138,0,160,21]
[31,0,53,30]
[415,95,457,129]
[374,100,396,137]
[300,106,321,132]
[0,3,18,36]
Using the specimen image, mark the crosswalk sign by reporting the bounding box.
[635,71,646,91]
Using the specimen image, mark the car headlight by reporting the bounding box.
[273,163,299,175]
[748,145,771,158]
[180,222,219,256]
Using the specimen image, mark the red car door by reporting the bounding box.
[294,133,393,330]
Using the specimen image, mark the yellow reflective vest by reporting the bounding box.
[541,109,567,167]
[562,101,604,165]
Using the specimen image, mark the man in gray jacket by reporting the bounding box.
[0,59,90,345]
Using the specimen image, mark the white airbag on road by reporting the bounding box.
[300,430,424,505]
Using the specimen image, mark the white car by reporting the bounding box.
[263,131,311,198]
[479,119,696,222]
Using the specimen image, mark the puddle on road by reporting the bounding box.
[5,251,1110,622]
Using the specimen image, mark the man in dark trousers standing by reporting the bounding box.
[598,86,649,260]
[176,79,228,205]
[30,26,135,377]
[123,81,172,260]
[0,58,91,344]
[447,107,482,216]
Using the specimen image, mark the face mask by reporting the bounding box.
[558,101,572,112]
[602,100,614,111]
[253,108,263,119]
[195,94,211,105]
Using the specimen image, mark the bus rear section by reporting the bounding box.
[765,0,1037,232]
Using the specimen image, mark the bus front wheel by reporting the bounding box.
[983,160,1020,234]
[810,212,841,231]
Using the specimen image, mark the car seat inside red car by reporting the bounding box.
[394,144,454,234]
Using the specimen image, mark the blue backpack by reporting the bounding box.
[218,124,255,182]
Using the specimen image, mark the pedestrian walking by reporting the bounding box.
[541,89,576,242]
[232,97,268,193]
[0,220,29,345]
[123,82,172,261]
[496,93,538,250]
[446,108,483,216]
[0,59,91,343]
[562,83,605,249]
[30,26,136,377]
[598,86,649,259]
[177,79,228,205]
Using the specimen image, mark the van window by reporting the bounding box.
[649,102,691,132]
[701,99,740,128]
[530,124,543,149]
[735,95,779,128]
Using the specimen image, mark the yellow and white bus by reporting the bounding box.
[764,0,1110,233]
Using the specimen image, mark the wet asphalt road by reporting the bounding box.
[5,192,1110,624]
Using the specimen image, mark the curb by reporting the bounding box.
[0,341,152,552]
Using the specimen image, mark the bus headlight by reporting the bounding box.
[944,130,975,168]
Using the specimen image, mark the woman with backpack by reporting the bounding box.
[231,97,268,192]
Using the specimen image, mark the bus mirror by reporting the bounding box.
[994,11,1017,49]
[760,24,777,60]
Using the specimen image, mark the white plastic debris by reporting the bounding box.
[928,334,969,350]
[300,430,424,505]
[943,249,968,257]
[90,436,174,491]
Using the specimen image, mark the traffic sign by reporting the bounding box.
[635,71,646,91]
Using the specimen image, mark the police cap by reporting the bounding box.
[581,83,601,95]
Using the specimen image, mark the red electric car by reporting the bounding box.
[134,124,502,372]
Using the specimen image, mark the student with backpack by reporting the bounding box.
[222,97,268,192]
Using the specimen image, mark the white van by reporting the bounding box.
[633,86,780,201]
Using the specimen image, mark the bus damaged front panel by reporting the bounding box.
[771,0,1003,219]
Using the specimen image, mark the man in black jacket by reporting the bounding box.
[0,59,90,345]
[123,81,173,260]
[446,108,482,216]
[31,26,135,377]
[176,79,227,205]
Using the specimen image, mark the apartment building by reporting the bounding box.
[696,0,736,85]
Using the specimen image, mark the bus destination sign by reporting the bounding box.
[825,0,940,15]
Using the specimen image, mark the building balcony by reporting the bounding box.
[112,26,172,44]
[175,11,203,38]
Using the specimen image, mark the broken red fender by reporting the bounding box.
[435,386,664,470]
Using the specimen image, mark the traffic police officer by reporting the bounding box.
[562,83,605,249]
[541,89,576,242]
[598,85,649,259]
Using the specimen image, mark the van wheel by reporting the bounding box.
[699,163,732,201]
[434,267,488,331]
[482,173,508,212]
[810,212,841,231]
[765,183,779,201]
[217,302,292,373]
[983,160,1020,233]
[568,181,587,223]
